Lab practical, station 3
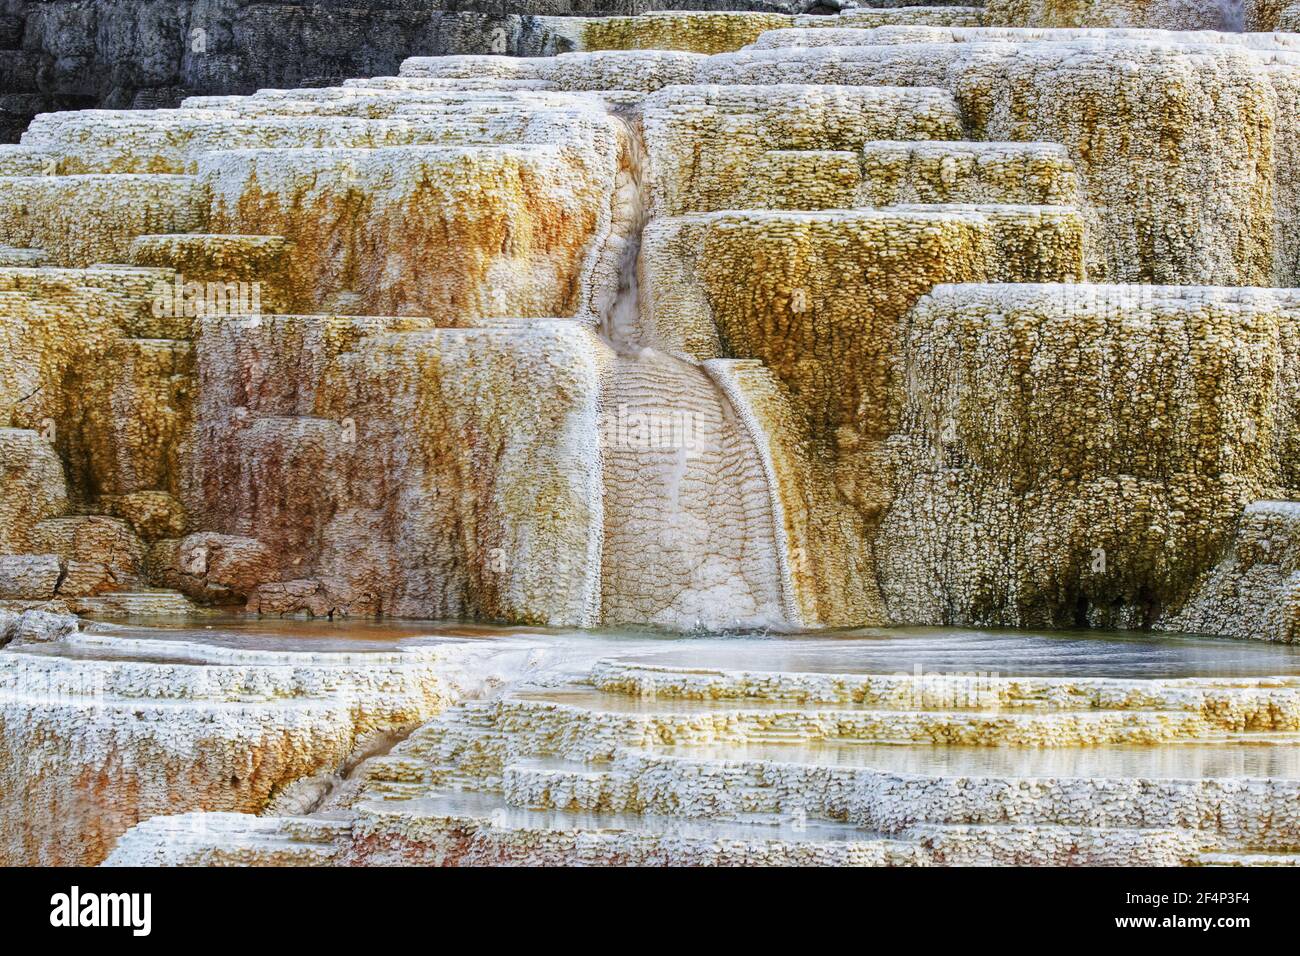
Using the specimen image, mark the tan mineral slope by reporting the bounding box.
[5,22,1300,637]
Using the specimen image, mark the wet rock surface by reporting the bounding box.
[0,0,846,141]
[0,618,545,864]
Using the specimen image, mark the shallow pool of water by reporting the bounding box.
[611,627,1300,679]
[651,739,1300,780]
[30,615,1300,679]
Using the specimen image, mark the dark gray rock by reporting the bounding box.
[0,0,844,139]
[0,605,81,648]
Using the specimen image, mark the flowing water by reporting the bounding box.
[596,107,796,630]
[1160,0,1244,31]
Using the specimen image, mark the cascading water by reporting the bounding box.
[596,109,796,632]
[1159,0,1244,30]
[601,111,651,352]
[1217,0,1246,31]
[9,1,1300,874]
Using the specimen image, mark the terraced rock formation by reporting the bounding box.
[0,1,1257,141]
[6,13,1300,636]
[5,4,1300,867]
[102,631,1300,866]
[0,610,548,864]
[0,1,972,141]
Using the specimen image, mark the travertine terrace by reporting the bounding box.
[103,629,1300,867]
[6,0,1300,867]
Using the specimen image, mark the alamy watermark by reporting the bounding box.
[151,274,263,323]
[49,886,151,936]
[600,404,707,452]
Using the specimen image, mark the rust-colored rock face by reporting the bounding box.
[0,88,623,627]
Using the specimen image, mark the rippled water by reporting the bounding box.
[41,615,1300,680]
[650,740,1300,779]
[616,626,1300,679]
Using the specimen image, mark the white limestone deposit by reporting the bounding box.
[5,14,1300,635]
[0,621,554,864]
[99,630,1300,868]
